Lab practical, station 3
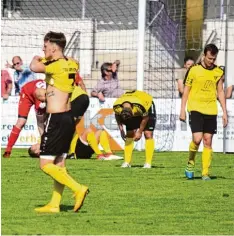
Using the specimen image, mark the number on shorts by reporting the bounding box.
[35,81,46,89]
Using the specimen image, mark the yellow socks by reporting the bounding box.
[42,163,82,193]
[188,141,199,165]
[69,133,79,158]
[202,147,212,176]
[99,131,112,153]
[48,167,68,208]
[124,138,134,164]
[145,139,154,165]
[49,180,65,208]
[87,132,102,155]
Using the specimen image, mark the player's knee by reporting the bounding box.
[16,119,26,128]
[144,131,153,139]
[203,138,212,148]
[193,138,201,146]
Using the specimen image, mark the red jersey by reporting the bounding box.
[19,79,46,117]
[75,72,83,85]
[22,79,46,96]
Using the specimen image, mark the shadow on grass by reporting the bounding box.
[34,204,88,213]
[60,205,88,213]
[182,176,232,180]
[115,164,165,168]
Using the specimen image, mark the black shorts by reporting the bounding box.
[71,94,90,119]
[189,111,217,134]
[40,111,75,156]
[122,102,156,131]
[75,138,94,159]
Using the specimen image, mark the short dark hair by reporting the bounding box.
[101,62,112,77]
[28,147,39,158]
[184,56,194,64]
[44,31,66,50]
[121,107,133,120]
[204,44,219,56]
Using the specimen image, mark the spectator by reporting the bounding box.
[176,56,194,97]
[226,77,234,99]
[6,56,36,95]
[91,60,124,102]
[1,69,13,100]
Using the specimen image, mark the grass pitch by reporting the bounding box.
[1,149,234,235]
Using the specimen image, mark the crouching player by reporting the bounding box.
[28,128,123,160]
[113,90,156,168]
[3,79,46,158]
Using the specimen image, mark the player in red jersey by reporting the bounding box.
[3,79,47,158]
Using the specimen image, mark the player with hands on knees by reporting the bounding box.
[113,90,156,168]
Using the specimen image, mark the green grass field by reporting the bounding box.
[1,149,234,235]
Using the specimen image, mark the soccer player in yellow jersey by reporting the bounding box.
[180,44,228,180]
[68,73,90,157]
[113,90,156,168]
[30,31,88,213]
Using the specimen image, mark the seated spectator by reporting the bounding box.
[91,60,124,102]
[6,56,36,95]
[176,56,194,97]
[28,128,123,161]
[226,78,234,99]
[1,69,12,100]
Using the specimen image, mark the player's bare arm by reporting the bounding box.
[226,85,233,99]
[180,85,190,122]
[115,114,126,141]
[217,78,228,127]
[177,79,184,94]
[30,56,46,73]
[134,115,149,141]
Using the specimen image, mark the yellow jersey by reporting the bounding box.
[44,58,79,93]
[113,90,153,117]
[184,63,224,115]
[71,86,88,102]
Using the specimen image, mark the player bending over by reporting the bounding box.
[113,90,156,168]
[3,79,46,158]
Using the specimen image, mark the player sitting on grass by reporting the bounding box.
[29,128,123,160]
[113,90,156,168]
[3,79,46,158]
